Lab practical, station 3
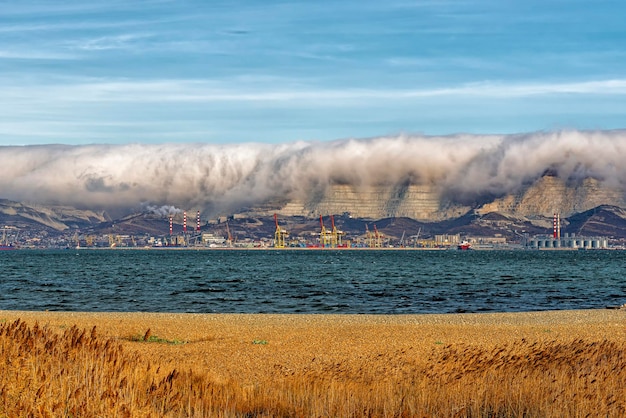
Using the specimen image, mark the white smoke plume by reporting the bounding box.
[1,129,625,216]
[143,204,183,217]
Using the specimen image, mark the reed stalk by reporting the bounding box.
[1,319,624,417]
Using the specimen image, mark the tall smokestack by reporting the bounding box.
[196,211,201,231]
[169,215,173,236]
[183,211,187,233]
[553,213,557,239]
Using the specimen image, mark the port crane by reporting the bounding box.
[319,215,338,248]
[373,224,382,248]
[274,214,288,248]
[330,215,346,247]
[107,234,124,248]
[2,226,10,246]
[225,221,233,248]
[319,215,326,247]
[365,224,373,248]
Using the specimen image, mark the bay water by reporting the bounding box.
[1,249,624,314]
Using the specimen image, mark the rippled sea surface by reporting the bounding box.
[1,249,625,314]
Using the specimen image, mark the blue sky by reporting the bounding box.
[1,0,626,145]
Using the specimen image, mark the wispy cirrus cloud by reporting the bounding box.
[1,0,625,145]
[69,33,155,51]
[0,16,186,34]
[0,0,176,18]
[4,78,626,105]
[2,75,625,145]
[0,49,77,60]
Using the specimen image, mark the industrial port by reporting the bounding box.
[1,210,617,251]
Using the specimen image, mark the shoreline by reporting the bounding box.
[11,245,620,250]
[3,308,624,327]
[3,308,624,339]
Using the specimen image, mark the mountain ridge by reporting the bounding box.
[2,173,626,242]
[2,200,626,243]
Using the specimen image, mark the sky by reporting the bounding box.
[1,0,626,145]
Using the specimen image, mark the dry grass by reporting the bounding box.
[1,318,625,417]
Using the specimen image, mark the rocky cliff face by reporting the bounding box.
[475,176,626,218]
[0,199,110,231]
[3,174,625,235]
[262,175,626,222]
[277,184,468,221]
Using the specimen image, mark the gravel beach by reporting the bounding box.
[2,309,624,384]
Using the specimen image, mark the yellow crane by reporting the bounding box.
[319,215,335,248]
[274,214,288,248]
[373,224,382,248]
[107,234,123,248]
[330,215,345,247]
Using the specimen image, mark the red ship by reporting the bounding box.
[457,240,471,250]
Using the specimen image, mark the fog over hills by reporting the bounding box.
[1,129,626,221]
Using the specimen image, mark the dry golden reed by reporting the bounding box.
[1,319,625,417]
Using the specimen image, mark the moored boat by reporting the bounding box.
[457,240,471,250]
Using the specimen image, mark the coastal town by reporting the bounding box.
[2,210,619,250]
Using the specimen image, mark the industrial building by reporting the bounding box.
[526,233,608,249]
[525,213,609,249]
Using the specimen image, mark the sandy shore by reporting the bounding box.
[2,309,625,383]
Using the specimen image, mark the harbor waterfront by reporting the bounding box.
[1,249,625,313]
